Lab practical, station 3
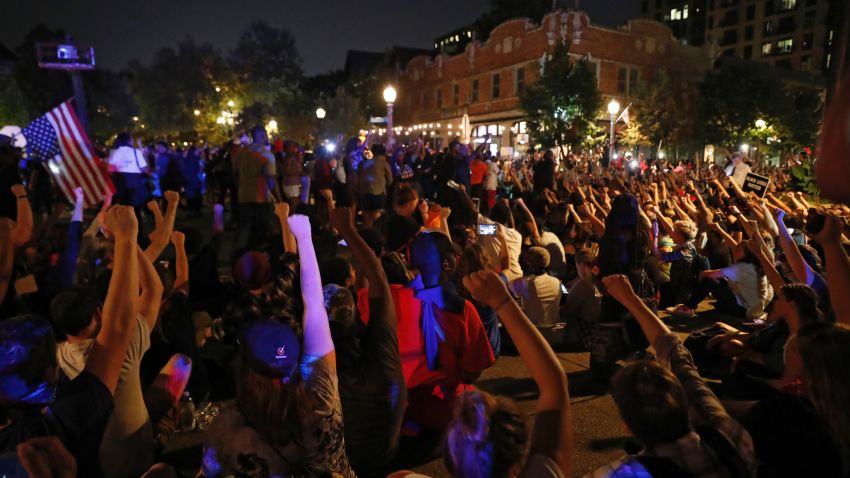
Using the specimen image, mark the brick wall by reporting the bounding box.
[393,10,708,139]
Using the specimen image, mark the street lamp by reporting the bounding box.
[755,118,767,129]
[315,107,326,119]
[607,99,620,165]
[193,109,200,116]
[383,86,397,147]
[227,100,235,108]
[267,119,278,134]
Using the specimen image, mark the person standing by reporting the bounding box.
[232,126,281,253]
[532,150,555,194]
[483,155,499,214]
[469,152,487,211]
[724,152,752,188]
[358,146,393,228]
[107,132,149,214]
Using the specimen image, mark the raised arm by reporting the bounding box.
[85,206,139,394]
[774,209,813,285]
[602,274,670,345]
[463,271,571,476]
[288,215,335,363]
[170,231,189,294]
[809,214,850,324]
[516,198,541,241]
[274,202,297,253]
[137,244,165,330]
[330,207,390,299]
[145,190,179,262]
[10,184,32,248]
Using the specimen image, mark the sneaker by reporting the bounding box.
[666,304,696,318]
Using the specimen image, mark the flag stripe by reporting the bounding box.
[21,100,113,208]
[44,111,92,201]
[51,106,101,205]
[59,103,112,200]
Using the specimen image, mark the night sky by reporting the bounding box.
[1,0,639,75]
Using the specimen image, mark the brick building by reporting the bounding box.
[390,10,708,154]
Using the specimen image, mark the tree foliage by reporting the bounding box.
[633,71,698,149]
[229,20,302,85]
[519,44,601,151]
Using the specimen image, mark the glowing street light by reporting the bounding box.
[741,143,750,153]
[227,100,235,108]
[315,107,326,119]
[193,109,201,116]
[755,118,767,129]
[267,119,278,134]
[383,86,397,146]
[215,86,221,93]
[607,99,620,166]
[132,116,139,122]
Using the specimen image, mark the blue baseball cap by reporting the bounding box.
[240,318,300,379]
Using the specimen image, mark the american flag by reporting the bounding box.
[22,101,114,207]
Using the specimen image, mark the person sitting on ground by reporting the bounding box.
[510,246,563,345]
[401,231,496,451]
[588,274,757,478]
[0,206,144,478]
[202,215,355,478]
[562,248,602,349]
[326,207,407,475]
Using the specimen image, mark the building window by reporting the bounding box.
[745,25,754,40]
[764,20,774,35]
[802,32,814,50]
[515,67,525,95]
[629,69,639,94]
[436,88,442,108]
[828,29,834,46]
[777,38,793,53]
[670,7,683,20]
[746,5,755,20]
[723,48,735,56]
[826,52,832,69]
[801,55,810,71]
[779,0,796,10]
[491,73,501,99]
[453,84,460,106]
[762,42,773,55]
[744,45,753,58]
[471,78,479,103]
[617,67,627,94]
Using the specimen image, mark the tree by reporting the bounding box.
[474,0,554,41]
[619,118,649,149]
[0,76,30,126]
[230,21,303,85]
[127,39,232,138]
[13,25,73,119]
[85,70,137,140]
[519,44,602,152]
[699,60,790,149]
[632,71,698,150]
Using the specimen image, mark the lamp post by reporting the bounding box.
[607,99,620,166]
[383,86,397,147]
[315,107,326,150]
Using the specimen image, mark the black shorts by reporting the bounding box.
[364,193,386,212]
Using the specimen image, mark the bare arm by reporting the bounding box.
[288,215,335,364]
[137,245,164,330]
[330,208,390,299]
[517,198,541,241]
[171,231,189,294]
[10,185,32,248]
[463,271,571,476]
[810,215,850,324]
[85,206,139,394]
[774,209,813,285]
[274,203,297,253]
[603,274,670,345]
[145,191,179,262]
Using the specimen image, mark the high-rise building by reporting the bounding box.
[640,0,842,77]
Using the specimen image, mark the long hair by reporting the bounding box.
[443,391,529,478]
[797,323,850,471]
[598,193,648,277]
[235,358,314,449]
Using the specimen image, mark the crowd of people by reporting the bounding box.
[1,86,850,478]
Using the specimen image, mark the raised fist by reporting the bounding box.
[287,214,311,238]
[164,190,180,204]
[103,206,138,239]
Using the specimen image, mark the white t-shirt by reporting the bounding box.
[477,214,523,281]
[722,262,773,319]
[725,161,751,188]
[108,146,148,174]
[511,273,562,327]
[537,231,567,278]
[57,315,153,478]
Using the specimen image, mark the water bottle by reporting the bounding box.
[179,391,195,431]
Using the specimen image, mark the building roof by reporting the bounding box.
[343,47,434,80]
